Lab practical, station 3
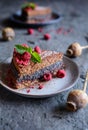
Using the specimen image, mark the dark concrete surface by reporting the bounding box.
[0,0,88,130]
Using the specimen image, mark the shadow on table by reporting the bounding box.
[2,18,27,29]
[0,84,69,108]
[52,105,74,119]
[0,85,77,116]
[1,18,53,29]
[0,85,59,104]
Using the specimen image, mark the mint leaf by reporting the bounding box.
[15,44,27,54]
[15,44,41,63]
[21,3,36,9]
[31,51,41,63]
[27,47,33,53]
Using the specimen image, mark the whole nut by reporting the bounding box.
[2,27,15,41]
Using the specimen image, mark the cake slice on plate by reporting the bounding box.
[21,2,52,23]
[8,44,64,89]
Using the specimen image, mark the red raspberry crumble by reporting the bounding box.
[38,85,44,89]
[14,44,31,66]
[44,33,51,40]
[28,28,34,35]
[22,44,29,47]
[34,46,41,54]
[43,73,52,81]
[15,52,31,65]
[22,52,31,60]
[30,86,34,89]
[24,7,33,12]
[38,27,43,32]
[56,27,63,34]
[27,89,30,93]
[56,70,66,78]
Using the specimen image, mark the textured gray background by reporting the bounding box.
[0,0,88,130]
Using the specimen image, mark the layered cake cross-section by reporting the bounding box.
[8,44,65,89]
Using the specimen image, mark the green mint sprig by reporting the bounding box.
[21,3,36,9]
[15,44,41,63]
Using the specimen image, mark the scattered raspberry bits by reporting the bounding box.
[38,27,43,32]
[56,27,63,34]
[56,27,73,35]
[28,28,34,35]
[44,33,51,40]
[56,70,66,78]
[22,44,29,47]
[38,85,44,89]
[44,73,52,81]
[30,86,34,89]
[27,89,30,93]
[34,46,41,54]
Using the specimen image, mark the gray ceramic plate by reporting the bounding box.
[0,56,79,98]
[10,10,61,27]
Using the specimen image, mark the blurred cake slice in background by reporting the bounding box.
[21,2,52,23]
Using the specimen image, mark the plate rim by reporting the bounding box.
[10,10,62,27]
[0,56,79,98]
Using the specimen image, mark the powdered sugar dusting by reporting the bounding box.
[41,51,58,59]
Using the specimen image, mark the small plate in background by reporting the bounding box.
[10,10,62,27]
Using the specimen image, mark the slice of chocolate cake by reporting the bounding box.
[8,44,64,89]
[21,3,52,23]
